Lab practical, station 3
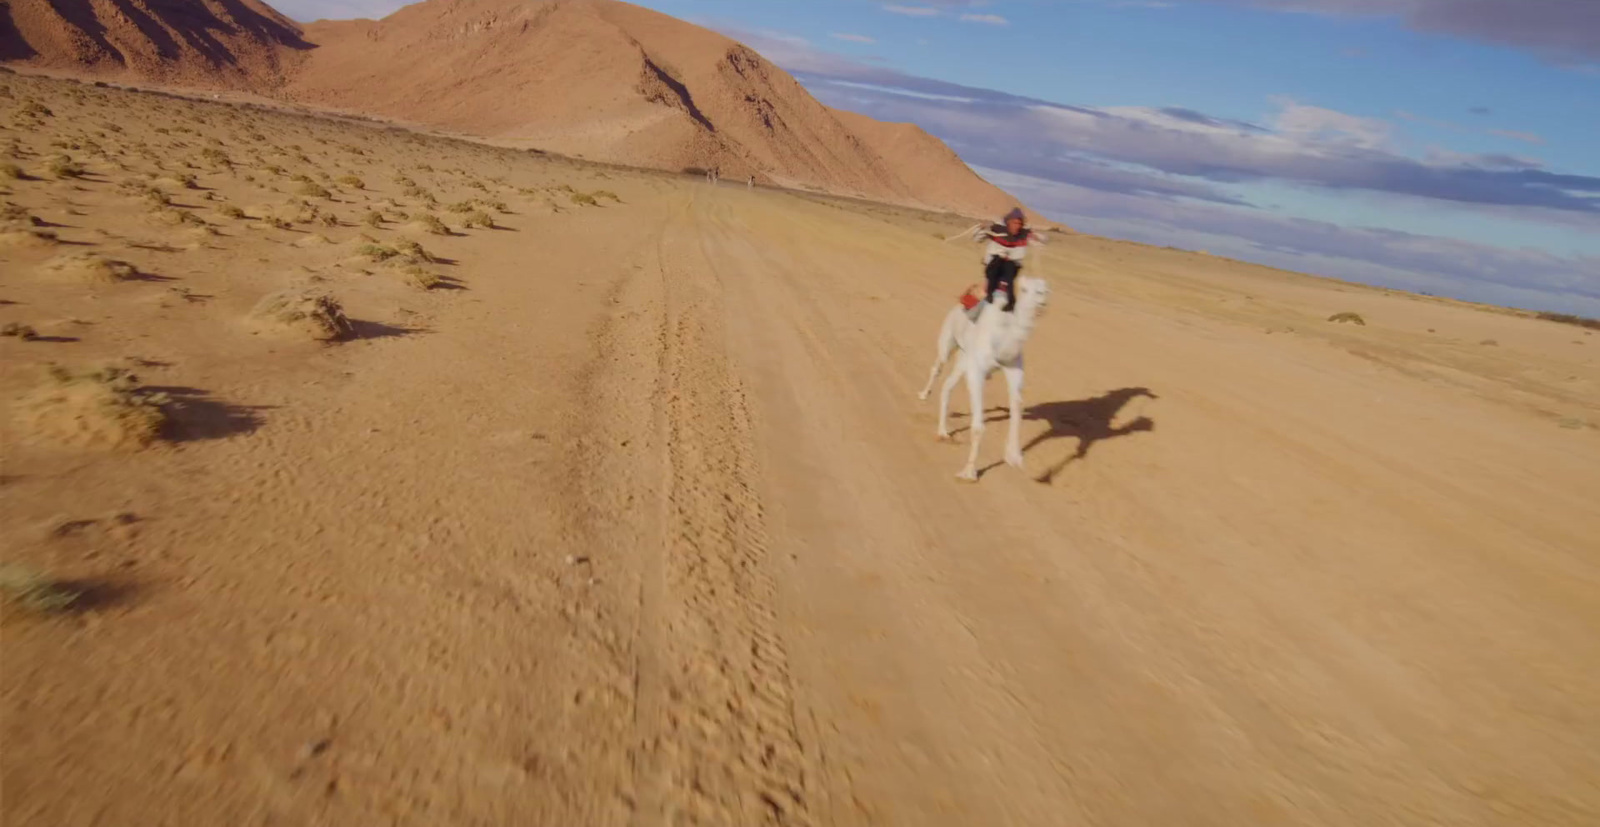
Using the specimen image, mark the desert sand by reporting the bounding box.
[3,71,1600,827]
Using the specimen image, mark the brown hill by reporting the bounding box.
[0,0,310,90]
[829,107,1053,226]
[1,0,1047,222]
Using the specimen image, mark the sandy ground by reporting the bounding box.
[3,74,1599,827]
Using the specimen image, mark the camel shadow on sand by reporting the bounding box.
[954,387,1158,482]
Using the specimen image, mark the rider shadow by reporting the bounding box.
[966,387,1158,482]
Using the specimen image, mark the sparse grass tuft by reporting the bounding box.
[1,162,22,180]
[400,265,443,290]
[1327,312,1366,326]
[447,200,475,213]
[394,239,434,263]
[297,181,333,199]
[1537,312,1600,331]
[0,565,81,615]
[338,174,365,189]
[356,243,399,262]
[16,363,169,449]
[412,213,449,235]
[47,154,85,179]
[462,210,495,229]
[220,205,247,220]
[570,192,598,207]
[15,101,52,119]
[593,190,620,202]
[363,210,384,228]
[250,288,354,341]
[2,322,39,340]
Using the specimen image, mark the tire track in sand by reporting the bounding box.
[581,194,814,826]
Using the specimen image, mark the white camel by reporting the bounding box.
[918,276,1051,482]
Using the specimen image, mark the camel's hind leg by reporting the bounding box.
[918,312,959,401]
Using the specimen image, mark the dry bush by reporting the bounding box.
[338,175,365,189]
[38,253,138,283]
[220,205,247,220]
[462,210,495,229]
[0,564,82,615]
[593,190,620,202]
[0,162,22,180]
[407,213,450,236]
[1327,312,1366,326]
[447,200,475,213]
[249,288,354,341]
[14,101,52,119]
[362,210,384,228]
[570,192,598,206]
[356,243,399,262]
[148,208,206,228]
[2,322,39,340]
[1537,312,1600,331]
[400,265,442,290]
[0,228,58,249]
[47,154,85,179]
[13,363,169,450]
[297,181,333,199]
[394,239,434,263]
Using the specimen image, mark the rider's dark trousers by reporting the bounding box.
[985,256,1020,311]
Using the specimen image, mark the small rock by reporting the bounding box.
[565,554,590,566]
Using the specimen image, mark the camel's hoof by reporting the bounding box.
[935,433,952,442]
[1005,453,1025,469]
[955,470,979,483]
[917,392,929,401]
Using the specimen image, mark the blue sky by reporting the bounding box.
[274,0,1599,314]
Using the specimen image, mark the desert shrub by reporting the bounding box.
[570,192,598,206]
[297,181,333,199]
[0,565,82,614]
[39,253,138,283]
[200,147,230,165]
[249,288,354,341]
[411,213,449,235]
[593,190,620,202]
[1327,312,1366,326]
[47,155,85,179]
[356,243,399,262]
[363,210,384,227]
[15,363,169,449]
[2,322,38,340]
[267,216,293,230]
[219,205,245,219]
[447,200,475,213]
[486,199,510,213]
[394,239,434,263]
[0,162,21,180]
[400,265,442,290]
[338,175,365,189]
[14,101,52,119]
[1536,312,1600,331]
[462,210,495,229]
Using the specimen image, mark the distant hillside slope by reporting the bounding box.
[1,0,1054,222]
[1,0,310,90]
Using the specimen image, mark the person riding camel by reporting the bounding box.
[972,207,1044,314]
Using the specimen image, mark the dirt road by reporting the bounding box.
[5,88,1598,825]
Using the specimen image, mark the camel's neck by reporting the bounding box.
[988,300,1040,359]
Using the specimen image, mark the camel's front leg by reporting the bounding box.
[1002,363,1025,469]
[935,353,966,440]
[957,365,986,482]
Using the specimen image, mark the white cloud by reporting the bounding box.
[830,33,878,44]
[883,4,944,16]
[960,13,1011,25]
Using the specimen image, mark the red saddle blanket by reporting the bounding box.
[959,284,982,310]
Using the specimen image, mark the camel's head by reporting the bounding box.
[1015,276,1051,313]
